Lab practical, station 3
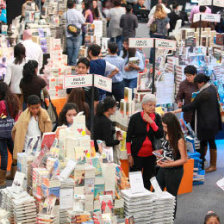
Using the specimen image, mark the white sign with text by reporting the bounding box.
[63,74,93,89]
[193,13,221,23]
[155,39,177,51]
[199,0,212,5]
[214,0,224,7]
[129,171,145,194]
[95,75,112,92]
[129,38,154,48]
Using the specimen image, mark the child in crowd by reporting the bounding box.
[12,95,52,167]
[204,212,220,224]
[88,44,119,100]
[105,42,125,103]
[58,103,79,127]
[156,112,187,218]
[66,57,99,115]
[58,103,91,135]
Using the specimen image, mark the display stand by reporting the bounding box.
[129,38,176,94]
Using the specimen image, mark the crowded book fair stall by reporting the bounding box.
[0,0,224,223]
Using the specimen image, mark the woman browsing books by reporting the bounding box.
[156,112,187,217]
[126,93,164,190]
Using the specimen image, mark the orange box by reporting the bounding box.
[178,159,194,195]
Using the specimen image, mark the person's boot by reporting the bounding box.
[0,169,6,187]
[6,165,17,180]
[206,149,217,173]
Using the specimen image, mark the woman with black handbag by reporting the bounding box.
[0,82,19,186]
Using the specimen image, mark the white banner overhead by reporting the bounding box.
[198,0,212,5]
[63,74,93,89]
[94,75,112,92]
[202,13,221,22]
[213,0,224,7]
[155,39,177,51]
[193,13,221,23]
[129,38,154,48]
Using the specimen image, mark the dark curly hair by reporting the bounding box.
[0,81,19,119]
[58,103,79,126]
[22,60,38,83]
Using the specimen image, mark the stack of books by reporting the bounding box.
[121,188,154,223]
[12,192,37,224]
[151,192,175,224]
[188,152,205,185]
[121,189,175,224]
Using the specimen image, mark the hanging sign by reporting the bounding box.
[95,75,112,92]
[155,39,177,51]
[193,13,221,23]
[63,74,93,89]
[198,0,212,5]
[213,0,224,7]
[129,38,154,48]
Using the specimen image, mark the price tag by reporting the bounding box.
[155,39,177,51]
[63,74,93,89]
[95,75,112,92]
[193,13,201,23]
[129,38,154,48]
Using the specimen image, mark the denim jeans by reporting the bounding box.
[123,78,137,89]
[0,138,14,170]
[110,36,123,55]
[66,35,82,66]
[106,81,124,103]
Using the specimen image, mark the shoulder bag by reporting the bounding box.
[0,101,15,139]
[66,11,81,37]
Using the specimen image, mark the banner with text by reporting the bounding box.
[129,38,154,48]
[95,75,112,92]
[155,39,177,51]
[193,13,221,23]
[63,74,93,89]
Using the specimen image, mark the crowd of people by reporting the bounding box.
[0,0,223,221]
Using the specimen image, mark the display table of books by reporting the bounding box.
[0,113,177,224]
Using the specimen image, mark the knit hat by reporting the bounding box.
[142,93,156,105]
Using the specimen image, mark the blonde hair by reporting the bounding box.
[154,4,167,19]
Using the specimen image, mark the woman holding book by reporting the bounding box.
[173,74,222,172]
[126,93,163,190]
[156,112,187,217]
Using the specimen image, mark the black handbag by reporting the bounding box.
[66,12,81,37]
[0,102,15,139]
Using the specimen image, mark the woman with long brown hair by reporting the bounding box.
[67,88,90,127]
[0,81,19,186]
[156,112,187,217]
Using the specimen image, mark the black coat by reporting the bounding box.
[126,112,164,157]
[182,85,222,140]
[93,115,120,151]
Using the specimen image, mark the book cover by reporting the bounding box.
[41,132,56,149]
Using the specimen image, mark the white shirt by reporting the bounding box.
[24,116,41,151]
[22,39,43,70]
[4,58,27,94]
[148,4,171,19]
